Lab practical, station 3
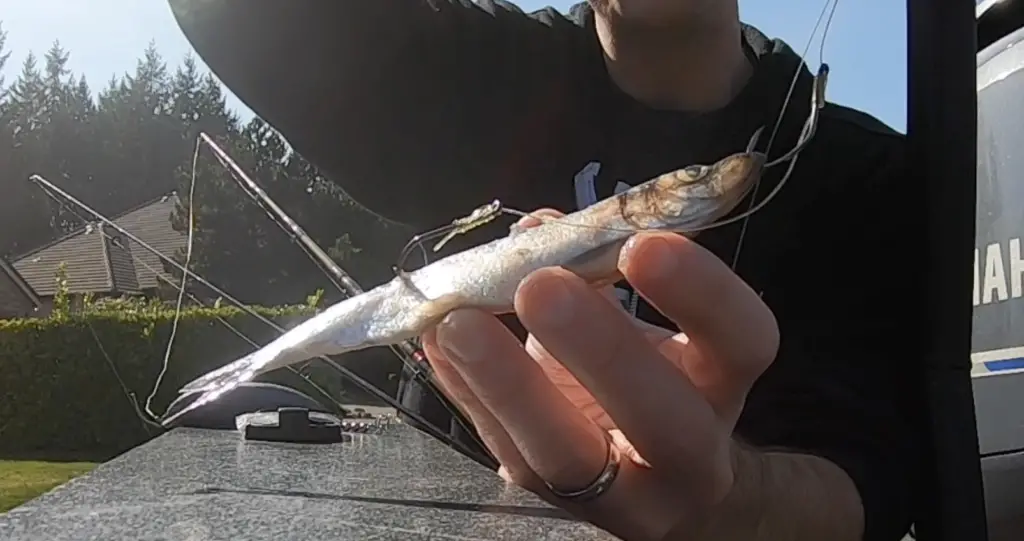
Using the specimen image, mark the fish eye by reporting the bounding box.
[681,165,709,181]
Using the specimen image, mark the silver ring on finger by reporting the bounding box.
[545,432,621,503]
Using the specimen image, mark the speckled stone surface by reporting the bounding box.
[0,425,618,540]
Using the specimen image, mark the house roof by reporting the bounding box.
[0,257,41,315]
[111,193,186,290]
[12,194,185,296]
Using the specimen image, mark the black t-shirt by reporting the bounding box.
[171,1,918,539]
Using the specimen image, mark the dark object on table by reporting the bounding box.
[163,381,331,430]
[243,407,350,444]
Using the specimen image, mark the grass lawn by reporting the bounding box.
[0,460,97,513]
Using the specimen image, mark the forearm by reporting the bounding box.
[169,0,571,228]
[672,444,865,541]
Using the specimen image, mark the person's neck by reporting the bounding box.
[595,11,752,113]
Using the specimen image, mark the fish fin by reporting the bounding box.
[161,352,264,427]
[160,385,224,427]
[178,352,256,395]
[161,363,256,427]
[563,240,626,287]
[412,292,475,325]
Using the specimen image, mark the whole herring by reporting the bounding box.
[160,135,767,428]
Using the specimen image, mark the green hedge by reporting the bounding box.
[0,297,402,461]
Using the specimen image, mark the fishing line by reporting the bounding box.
[84,319,163,431]
[763,0,839,160]
[819,1,840,76]
[30,185,173,430]
[112,235,346,415]
[389,3,840,336]
[28,174,494,466]
[34,183,346,425]
[143,137,200,422]
[731,0,839,269]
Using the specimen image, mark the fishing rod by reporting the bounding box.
[27,173,495,467]
[30,185,348,423]
[197,133,428,372]
[195,133,488,461]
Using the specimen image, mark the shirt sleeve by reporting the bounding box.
[168,0,585,229]
[734,130,917,541]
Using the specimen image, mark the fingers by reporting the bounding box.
[619,232,779,415]
[424,311,679,536]
[514,268,732,495]
[428,309,610,492]
[525,320,683,432]
[525,335,614,430]
[421,328,546,491]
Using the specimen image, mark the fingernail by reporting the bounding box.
[621,235,676,278]
[520,272,575,328]
[437,310,487,364]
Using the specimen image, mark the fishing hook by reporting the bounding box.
[765,63,829,168]
[392,199,504,276]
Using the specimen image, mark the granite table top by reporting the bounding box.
[0,424,618,540]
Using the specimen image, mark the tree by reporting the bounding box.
[170,116,328,304]
[0,22,11,97]
[40,42,101,232]
[1,52,61,256]
[0,27,404,307]
[92,43,182,211]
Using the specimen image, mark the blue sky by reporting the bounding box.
[1,0,906,130]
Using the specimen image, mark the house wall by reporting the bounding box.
[0,282,38,319]
[33,298,54,318]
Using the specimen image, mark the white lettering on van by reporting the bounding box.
[974,237,1024,306]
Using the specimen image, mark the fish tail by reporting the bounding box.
[177,353,257,395]
[160,377,243,428]
[161,351,266,427]
[159,282,432,427]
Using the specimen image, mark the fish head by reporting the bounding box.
[623,150,766,232]
[689,149,767,205]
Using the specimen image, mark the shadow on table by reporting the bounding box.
[188,486,581,521]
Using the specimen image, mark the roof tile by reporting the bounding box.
[12,194,186,296]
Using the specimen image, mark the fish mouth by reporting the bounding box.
[716,151,767,197]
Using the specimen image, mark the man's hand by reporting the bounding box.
[420,210,864,541]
